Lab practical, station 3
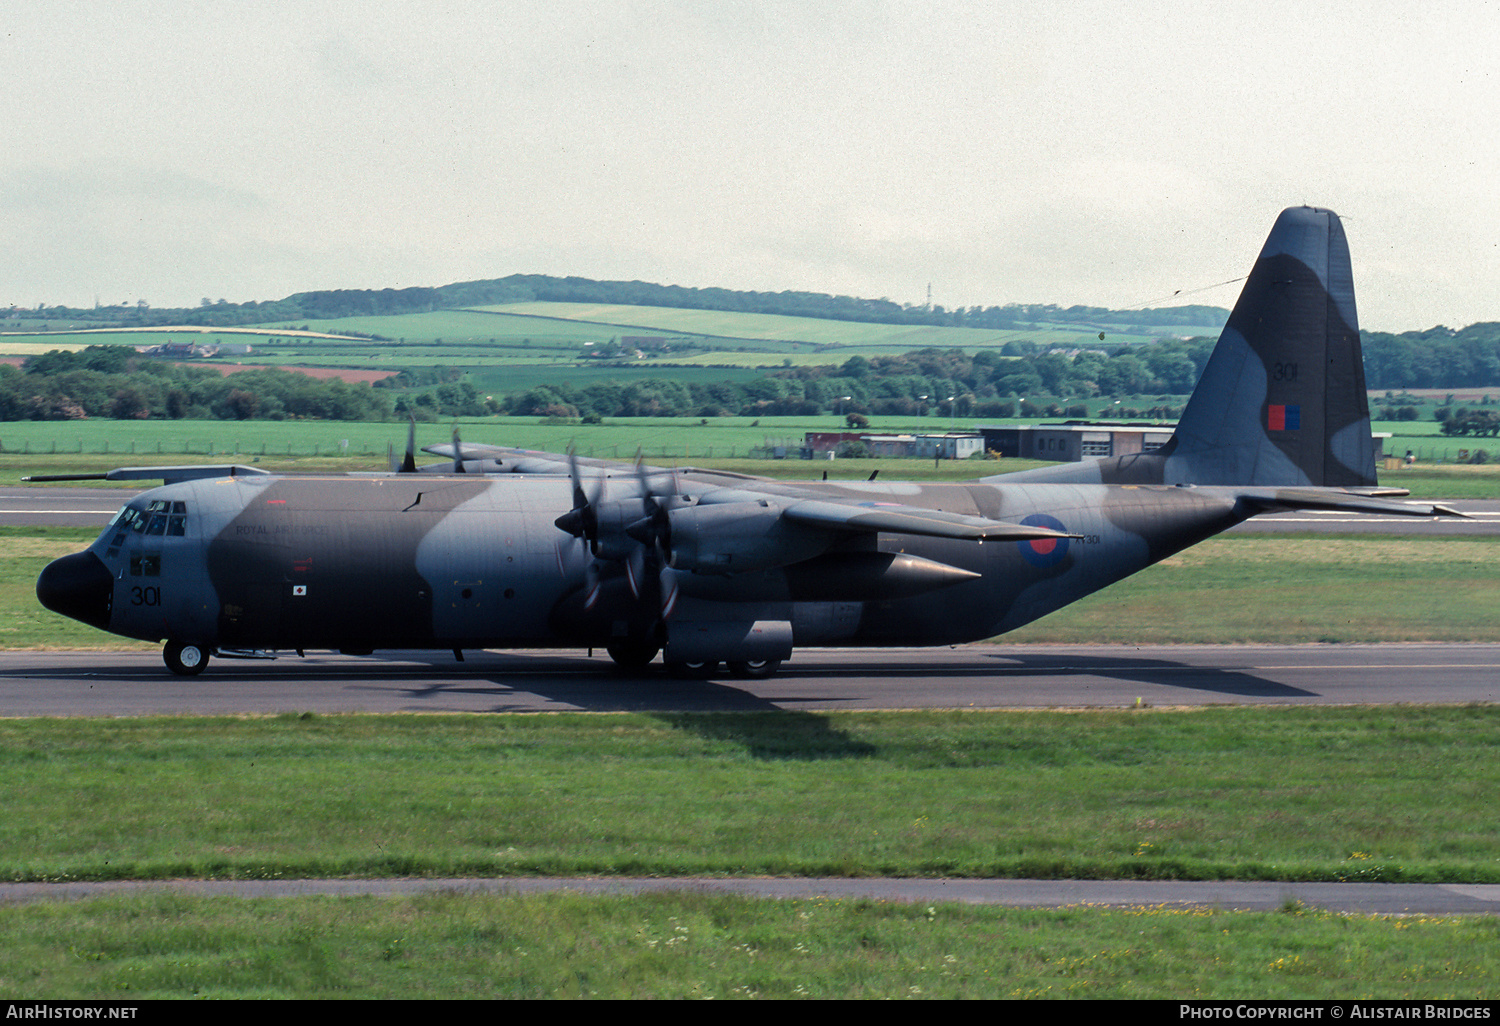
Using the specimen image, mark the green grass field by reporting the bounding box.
[7,889,1495,999]
[3,707,1495,885]
[1,709,1498,998]
[486,301,1188,349]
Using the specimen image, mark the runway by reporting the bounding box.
[4,876,1498,916]
[3,643,1498,716]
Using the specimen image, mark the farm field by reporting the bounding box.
[1,298,1200,361]
[486,301,1220,348]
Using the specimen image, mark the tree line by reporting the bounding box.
[0,348,391,422]
[12,324,1500,425]
[13,275,1228,332]
[1361,324,1500,390]
[496,342,1212,421]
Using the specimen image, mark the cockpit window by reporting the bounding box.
[110,500,190,538]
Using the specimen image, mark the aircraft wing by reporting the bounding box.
[23,465,272,484]
[421,441,777,482]
[779,498,1080,541]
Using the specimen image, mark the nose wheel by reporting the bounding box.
[164,641,209,676]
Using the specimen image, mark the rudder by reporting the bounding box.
[1165,205,1375,487]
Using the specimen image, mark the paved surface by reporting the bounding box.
[3,876,1498,915]
[4,643,1500,714]
[0,486,129,527]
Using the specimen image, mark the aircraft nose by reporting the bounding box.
[36,551,114,630]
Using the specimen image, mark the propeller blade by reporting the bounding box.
[659,566,679,620]
[402,417,418,473]
[451,425,466,473]
[554,449,603,546]
[626,545,646,599]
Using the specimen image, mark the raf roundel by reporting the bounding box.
[1016,514,1071,568]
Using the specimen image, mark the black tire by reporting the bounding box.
[728,659,781,680]
[606,640,659,671]
[669,660,720,679]
[164,641,209,676]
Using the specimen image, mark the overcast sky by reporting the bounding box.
[4,0,1498,332]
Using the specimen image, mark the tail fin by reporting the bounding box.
[989,206,1376,488]
[1165,205,1374,487]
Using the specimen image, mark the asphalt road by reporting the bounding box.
[3,876,1498,915]
[4,643,1499,715]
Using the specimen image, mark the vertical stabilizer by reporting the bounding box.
[1165,205,1374,487]
[986,206,1377,488]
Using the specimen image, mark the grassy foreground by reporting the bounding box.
[3,708,1495,884]
[3,708,1498,999]
[4,890,1496,999]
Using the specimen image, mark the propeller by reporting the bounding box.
[389,416,419,473]
[451,424,466,473]
[623,455,679,616]
[553,451,682,622]
[554,450,602,550]
[554,450,609,608]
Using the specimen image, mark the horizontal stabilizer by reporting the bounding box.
[1234,487,1465,518]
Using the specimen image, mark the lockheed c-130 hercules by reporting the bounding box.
[34,207,1460,677]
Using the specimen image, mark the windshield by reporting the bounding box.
[108,499,188,539]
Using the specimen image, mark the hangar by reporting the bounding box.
[979,423,1174,462]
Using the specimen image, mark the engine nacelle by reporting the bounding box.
[666,501,833,575]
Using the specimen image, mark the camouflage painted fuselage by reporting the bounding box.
[81,471,1247,652]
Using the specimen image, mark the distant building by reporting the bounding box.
[979,423,1173,461]
[860,434,919,457]
[803,432,867,453]
[802,431,985,459]
[913,433,985,460]
[146,341,203,359]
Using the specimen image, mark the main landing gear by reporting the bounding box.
[610,649,783,680]
[667,659,782,679]
[163,640,209,676]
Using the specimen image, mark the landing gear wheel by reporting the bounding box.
[606,640,660,672]
[728,659,781,680]
[164,641,209,676]
[669,660,720,679]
